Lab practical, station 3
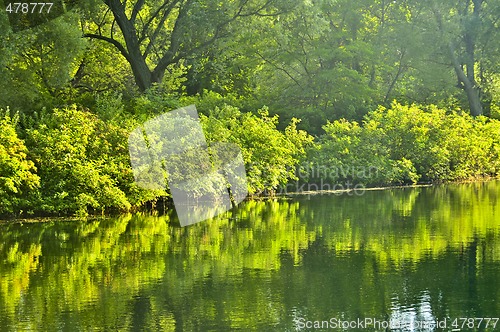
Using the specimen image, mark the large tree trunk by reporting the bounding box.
[450,47,483,116]
[465,85,484,117]
[434,0,484,116]
[105,0,154,91]
[127,50,153,92]
[460,0,483,116]
[86,0,280,92]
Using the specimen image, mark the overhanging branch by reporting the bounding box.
[83,33,131,62]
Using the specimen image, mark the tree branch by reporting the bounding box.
[131,0,145,23]
[255,51,302,88]
[139,0,180,43]
[143,0,181,57]
[152,0,192,77]
[83,33,131,62]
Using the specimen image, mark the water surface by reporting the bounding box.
[1,182,499,331]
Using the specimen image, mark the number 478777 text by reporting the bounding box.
[6,3,53,14]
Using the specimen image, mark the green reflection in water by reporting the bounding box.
[1,181,499,330]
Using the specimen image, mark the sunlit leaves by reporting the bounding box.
[0,113,39,215]
[201,104,314,194]
[312,102,500,186]
[25,106,139,215]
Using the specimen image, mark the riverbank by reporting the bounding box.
[280,176,499,197]
[2,178,498,222]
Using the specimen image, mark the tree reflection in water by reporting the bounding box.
[0,181,499,330]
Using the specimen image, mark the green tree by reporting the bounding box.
[246,0,378,128]
[83,0,285,92]
[409,0,500,116]
[0,13,86,111]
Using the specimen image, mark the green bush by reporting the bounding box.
[363,103,452,182]
[443,114,500,180]
[201,105,314,194]
[0,113,39,215]
[309,117,419,186]
[310,102,500,187]
[25,106,158,216]
[8,97,498,216]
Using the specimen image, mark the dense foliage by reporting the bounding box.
[201,105,313,194]
[0,102,311,216]
[1,0,500,216]
[307,103,500,188]
[25,106,137,216]
[0,114,39,214]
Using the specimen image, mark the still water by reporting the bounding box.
[1,182,499,331]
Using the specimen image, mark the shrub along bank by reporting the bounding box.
[306,102,500,188]
[0,102,312,217]
[1,101,499,217]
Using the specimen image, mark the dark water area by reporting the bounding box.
[1,181,499,331]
